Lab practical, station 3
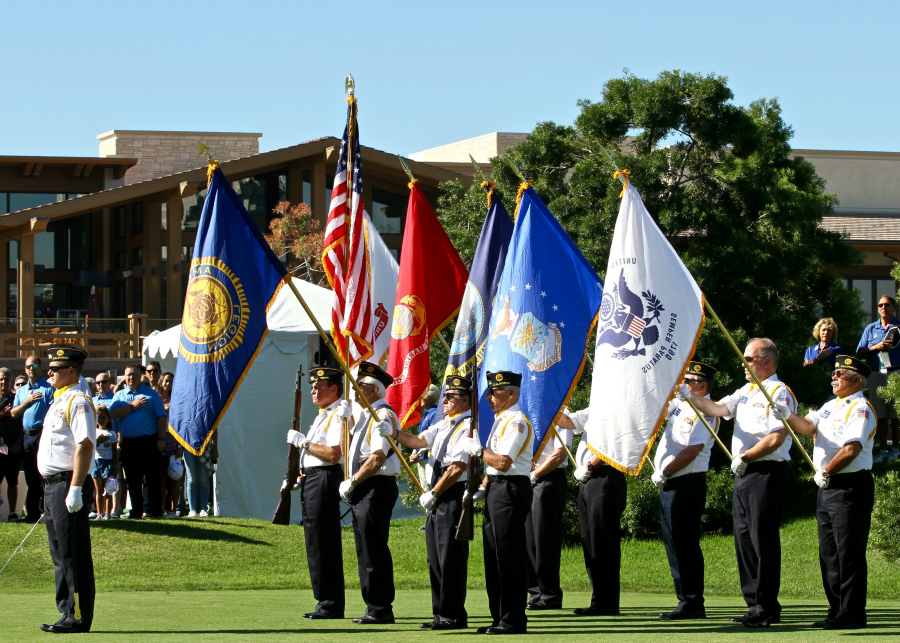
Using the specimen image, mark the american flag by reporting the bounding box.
[322,100,374,366]
[625,313,646,338]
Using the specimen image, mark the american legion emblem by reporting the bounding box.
[179,257,249,363]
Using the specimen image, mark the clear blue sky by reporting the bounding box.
[3,0,898,158]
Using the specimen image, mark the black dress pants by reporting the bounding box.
[425,481,468,625]
[483,475,532,630]
[300,465,345,615]
[525,467,567,605]
[21,446,44,518]
[119,435,163,518]
[817,470,874,625]
[44,475,95,630]
[660,471,707,610]
[733,460,787,617]
[578,466,627,611]
[350,475,398,619]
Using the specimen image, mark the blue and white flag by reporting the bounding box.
[584,177,704,474]
[169,167,288,456]
[434,191,514,424]
[480,185,603,456]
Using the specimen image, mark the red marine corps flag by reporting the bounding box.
[386,178,467,428]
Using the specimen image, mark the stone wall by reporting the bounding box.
[98,130,262,185]
[409,132,528,163]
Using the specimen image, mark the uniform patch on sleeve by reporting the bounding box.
[821,410,830,418]
[739,396,748,404]
[516,423,525,433]
[777,395,789,405]
[857,407,869,419]
[704,415,713,422]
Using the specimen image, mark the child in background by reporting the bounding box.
[92,406,118,520]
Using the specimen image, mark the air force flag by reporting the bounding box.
[584,177,705,474]
[170,167,288,456]
[480,185,603,456]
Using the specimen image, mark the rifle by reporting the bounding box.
[273,368,304,525]
[455,362,480,540]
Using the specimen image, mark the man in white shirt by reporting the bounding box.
[525,417,571,611]
[653,361,721,620]
[286,366,349,620]
[778,355,876,631]
[340,361,398,625]
[389,375,473,630]
[461,370,533,635]
[37,346,97,634]
[679,337,796,628]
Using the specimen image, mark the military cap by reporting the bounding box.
[486,370,522,388]
[444,375,473,393]
[835,355,872,378]
[357,361,394,388]
[309,367,343,383]
[686,361,717,380]
[47,345,88,366]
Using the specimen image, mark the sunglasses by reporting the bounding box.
[48,365,73,373]
[743,356,767,363]
[443,393,464,401]
[146,368,159,374]
[683,377,703,384]
[96,380,110,385]
[25,364,41,369]
[833,370,858,380]
[879,303,894,308]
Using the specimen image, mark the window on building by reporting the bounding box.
[182,189,203,231]
[161,275,167,319]
[8,283,17,318]
[8,240,17,269]
[0,193,7,215]
[302,169,311,205]
[115,207,127,239]
[115,251,126,269]
[133,278,143,314]
[181,246,193,263]
[161,245,168,263]
[132,247,143,266]
[325,175,333,212]
[161,203,168,231]
[133,202,143,235]
[371,188,405,235]
[232,169,288,233]
[9,193,66,212]
[33,231,56,271]
[845,278,899,323]
[113,281,126,318]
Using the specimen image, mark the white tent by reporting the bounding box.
[143,278,332,523]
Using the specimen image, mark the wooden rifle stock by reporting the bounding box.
[455,364,480,540]
[273,369,304,525]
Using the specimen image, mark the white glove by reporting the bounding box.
[651,470,667,489]
[287,430,306,448]
[339,478,356,500]
[66,485,83,513]
[374,420,392,439]
[814,469,830,489]
[731,455,749,477]
[772,403,792,421]
[675,383,690,401]
[472,487,487,505]
[280,478,289,492]
[419,491,437,511]
[574,466,591,483]
[460,437,482,457]
[530,472,540,486]
[292,476,302,491]
[336,400,352,420]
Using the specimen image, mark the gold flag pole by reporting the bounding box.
[340,74,356,481]
[704,301,815,470]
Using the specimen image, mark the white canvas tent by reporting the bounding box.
[142,278,332,523]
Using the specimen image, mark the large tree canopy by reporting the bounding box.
[436,70,864,406]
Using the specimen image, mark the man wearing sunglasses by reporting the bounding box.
[459,370,533,635]
[775,356,876,630]
[389,375,474,630]
[145,361,162,390]
[856,295,900,462]
[653,361,721,621]
[677,338,795,628]
[10,356,55,522]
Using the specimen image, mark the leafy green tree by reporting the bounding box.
[436,70,864,408]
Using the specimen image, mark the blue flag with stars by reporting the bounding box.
[169,166,288,456]
[480,185,603,456]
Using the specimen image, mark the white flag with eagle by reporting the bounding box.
[583,177,705,474]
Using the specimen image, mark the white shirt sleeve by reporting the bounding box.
[569,408,589,434]
[720,388,744,418]
[418,425,439,450]
[805,407,821,428]
[494,416,528,458]
[372,408,397,457]
[70,396,97,447]
[842,401,876,446]
[448,420,471,465]
[766,386,796,433]
[323,411,344,448]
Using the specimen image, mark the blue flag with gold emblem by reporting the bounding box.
[169,167,287,455]
[480,185,603,455]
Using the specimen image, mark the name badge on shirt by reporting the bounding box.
[821,410,830,418]
[673,408,682,417]
[739,396,748,404]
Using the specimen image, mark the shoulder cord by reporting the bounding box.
[65,392,96,426]
[497,413,534,459]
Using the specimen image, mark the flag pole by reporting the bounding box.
[341,75,356,481]
[283,277,425,494]
[704,300,815,471]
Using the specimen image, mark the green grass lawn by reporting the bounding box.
[2,515,899,641]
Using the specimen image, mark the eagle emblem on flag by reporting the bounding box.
[597,269,665,359]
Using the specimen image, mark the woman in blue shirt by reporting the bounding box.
[804,318,843,368]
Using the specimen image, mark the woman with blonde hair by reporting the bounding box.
[804,317,843,367]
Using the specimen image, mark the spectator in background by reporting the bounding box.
[805,318,843,369]
[92,406,117,520]
[410,384,440,494]
[145,361,162,390]
[110,365,168,519]
[84,376,97,397]
[10,356,54,522]
[0,367,24,521]
[856,295,900,462]
[155,372,182,517]
[93,372,122,518]
[184,429,217,517]
[14,375,27,392]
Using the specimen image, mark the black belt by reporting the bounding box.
[43,471,72,486]
[301,464,337,476]
[488,474,528,482]
[24,426,42,436]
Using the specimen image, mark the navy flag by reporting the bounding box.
[434,189,514,423]
[479,185,603,456]
[170,167,288,455]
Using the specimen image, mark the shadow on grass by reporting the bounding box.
[94,521,272,545]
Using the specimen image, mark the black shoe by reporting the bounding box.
[812,612,837,628]
[353,615,395,625]
[824,615,865,630]
[39,620,87,633]
[40,618,68,632]
[660,607,706,620]
[7,512,19,522]
[730,611,752,624]
[304,610,343,619]
[744,611,779,628]
[574,606,620,616]
[477,626,492,634]
[419,621,435,629]
[486,624,526,634]
[527,599,563,610]
[432,621,467,630]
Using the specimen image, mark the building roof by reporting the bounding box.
[820,215,900,243]
[0,155,138,178]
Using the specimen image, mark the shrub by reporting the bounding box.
[701,467,734,533]
[620,470,661,539]
[872,471,900,564]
